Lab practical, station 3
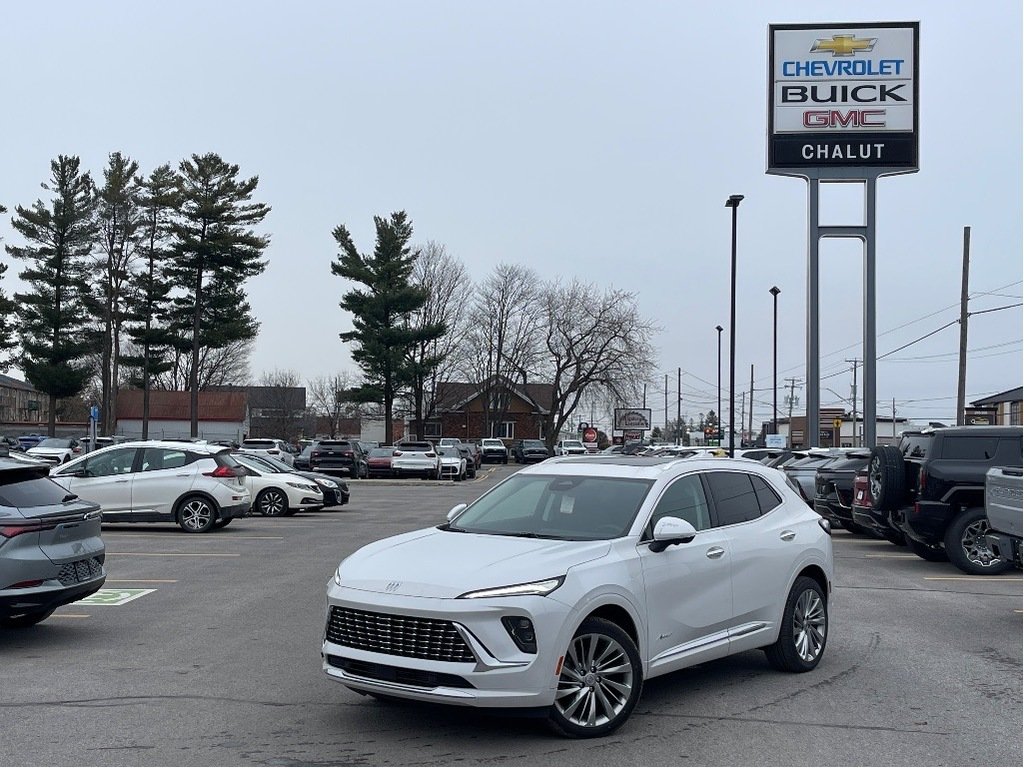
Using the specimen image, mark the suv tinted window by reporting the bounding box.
[645,474,711,536]
[140,448,196,472]
[900,434,931,458]
[705,472,761,526]
[997,437,1023,465]
[751,475,782,514]
[941,436,998,461]
[82,448,138,478]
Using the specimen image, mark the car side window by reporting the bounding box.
[705,471,761,526]
[643,475,711,539]
[84,448,138,478]
[140,448,193,472]
[751,475,782,514]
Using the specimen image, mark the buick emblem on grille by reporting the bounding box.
[385,581,402,593]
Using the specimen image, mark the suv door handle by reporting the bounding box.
[780,530,797,541]
[706,546,725,559]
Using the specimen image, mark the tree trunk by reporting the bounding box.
[190,268,203,438]
[48,393,57,437]
[111,329,120,436]
[142,338,151,440]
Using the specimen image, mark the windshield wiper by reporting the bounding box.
[437,523,466,533]
[487,531,564,540]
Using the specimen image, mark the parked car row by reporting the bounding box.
[773,426,1024,577]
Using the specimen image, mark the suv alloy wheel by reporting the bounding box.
[178,496,217,533]
[944,507,1009,575]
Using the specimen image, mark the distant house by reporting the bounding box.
[430,377,555,442]
[116,390,250,442]
[970,387,1023,426]
[0,373,48,425]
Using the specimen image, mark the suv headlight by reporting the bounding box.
[315,478,339,489]
[457,576,564,599]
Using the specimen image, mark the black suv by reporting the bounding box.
[512,439,551,463]
[869,426,1023,574]
[309,440,368,478]
[812,450,873,535]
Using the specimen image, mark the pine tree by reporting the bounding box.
[6,156,99,435]
[167,153,270,436]
[0,204,18,370]
[95,152,142,434]
[122,164,178,438]
[331,211,438,442]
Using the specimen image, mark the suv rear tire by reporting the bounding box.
[177,496,217,533]
[869,445,906,512]
[944,507,1009,575]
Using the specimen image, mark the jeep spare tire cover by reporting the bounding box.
[869,445,906,512]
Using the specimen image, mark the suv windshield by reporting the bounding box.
[448,474,654,541]
[523,440,546,448]
[35,438,73,448]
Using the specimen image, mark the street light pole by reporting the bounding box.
[715,325,723,445]
[770,286,780,436]
[725,194,743,457]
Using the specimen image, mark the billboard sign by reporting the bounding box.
[767,22,919,174]
[614,408,652,431]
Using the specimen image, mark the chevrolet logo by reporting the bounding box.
[811,34,877,57]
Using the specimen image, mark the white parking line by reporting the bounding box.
[107,552,241,557]
[923,576,1023,582]
[864,554,921,559]
[51,613,90,619]
[102,535,283,540]
[106,579,179,583]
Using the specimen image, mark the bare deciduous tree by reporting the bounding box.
[406,241,473,438]
[307,372,360,438]
[156,339,252,391]
[462,264,542,438]
[538,280,658,448]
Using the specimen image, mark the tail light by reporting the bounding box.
[425,452,436,458]
[6,579,45,589]
[311,451,321,459]
[204,466,243,479]
[918,466,926,495]
[0,522,48,539]
[342,451,352,457]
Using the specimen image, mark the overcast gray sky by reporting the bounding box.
[1,0,1020,430]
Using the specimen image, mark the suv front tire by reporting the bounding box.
[944,507,1009,575]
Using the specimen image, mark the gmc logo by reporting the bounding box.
[803,109,886,128]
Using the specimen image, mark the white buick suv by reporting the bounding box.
[322,456,833,737]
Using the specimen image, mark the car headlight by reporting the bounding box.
[457,576,564,600]
[315,478,339,489]
[287,482,319,492]
[333,567,343,586]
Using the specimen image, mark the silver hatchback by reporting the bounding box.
[0,457,105,628]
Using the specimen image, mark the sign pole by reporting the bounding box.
[807,178,821,449]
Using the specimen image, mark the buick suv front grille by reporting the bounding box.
[326,606,476,663]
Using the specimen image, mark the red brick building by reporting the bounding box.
[428,378,554,443]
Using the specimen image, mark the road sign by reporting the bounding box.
[77,588,155,606]
[833,417,843,430]
[583,427,598,443]
[90,404,100,421]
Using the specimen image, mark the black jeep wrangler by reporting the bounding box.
[868,425,1023,574]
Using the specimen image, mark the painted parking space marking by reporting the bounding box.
[51,613,90,618]
[77,588,156,606]
[864,554,920,559]
[923,576,1023,582]
[106,579,178,584]
[105,553,240,560]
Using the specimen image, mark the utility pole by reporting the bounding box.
[956,226,971,425]
[785,377,803,447]
[676,367,682,445]
[748,364,755,446]
[642,383,647,409]
[664,373,669,440]
[739,391,746,448]
[892,398,897,439]
[846,358,859,446]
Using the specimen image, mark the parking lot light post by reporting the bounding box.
[715,325,723,444]
[770,286,780,436]
[725,194,743,457]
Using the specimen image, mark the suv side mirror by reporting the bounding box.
[649,516,697,552]
[446,503,467,522]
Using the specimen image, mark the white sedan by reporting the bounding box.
[323,456,833,737]
[233,453,323,516]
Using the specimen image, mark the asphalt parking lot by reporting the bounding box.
[1,464,1021,766]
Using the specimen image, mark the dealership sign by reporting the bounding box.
[767,22,919,173]
[614,408,652,431]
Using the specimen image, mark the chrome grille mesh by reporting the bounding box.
[57,557,103,586]
[326,606,475,663]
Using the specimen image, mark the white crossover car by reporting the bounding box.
[233,453,324,516]
[323,456,833,737]
[50,441,251,532]
[554,439,587,456]
[27,437,83,465]
[435,446,468,481]
[239,438,295,466]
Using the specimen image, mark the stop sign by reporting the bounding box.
[583,428,598,442]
